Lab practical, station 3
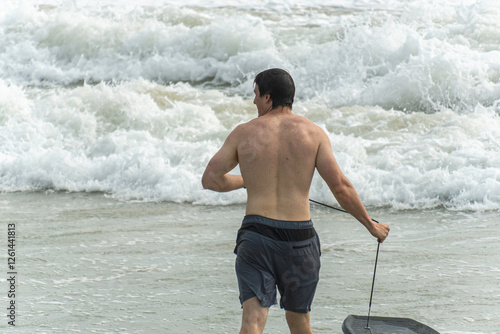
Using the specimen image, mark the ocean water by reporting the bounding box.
[0,0,499,333]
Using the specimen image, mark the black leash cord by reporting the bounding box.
[365,241,380,330]
[308,199,379,224]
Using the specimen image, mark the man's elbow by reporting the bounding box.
[201,177,209,190]
[201,173,213,190]
[202,180,216,191]
[202,171,221,191]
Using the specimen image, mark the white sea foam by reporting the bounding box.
[0,1,499,210]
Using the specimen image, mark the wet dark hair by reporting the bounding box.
[254,68,295,109]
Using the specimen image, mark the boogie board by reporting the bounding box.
[342,315,439,334]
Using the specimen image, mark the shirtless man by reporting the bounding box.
[202,68,390,334]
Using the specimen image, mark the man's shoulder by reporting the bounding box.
[226,120,257,142]
[291,114,318,126]
[287,114,326,134]
[232,119,257,133]
[233,113,323,134]
[233,117,269,133]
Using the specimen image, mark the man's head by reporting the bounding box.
[253,68,295,111]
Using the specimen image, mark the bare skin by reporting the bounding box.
[202,84,390,333]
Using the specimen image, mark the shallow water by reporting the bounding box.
[1,192,498,333]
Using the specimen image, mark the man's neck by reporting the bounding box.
[260,106,292,117]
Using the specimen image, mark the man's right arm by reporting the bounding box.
[315,129,389,242]
[202,127,245,192]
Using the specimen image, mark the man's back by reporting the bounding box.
[201,67,388,241]
[236,109,320,221]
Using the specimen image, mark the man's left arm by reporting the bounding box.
[202,129,244,192]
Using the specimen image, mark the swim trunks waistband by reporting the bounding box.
[240,215,316,242]
[242,215,313,229]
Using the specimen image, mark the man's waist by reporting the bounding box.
[240,215,316,242]
[242,214,312,228]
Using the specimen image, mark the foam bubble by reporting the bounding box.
[0,80,33,123]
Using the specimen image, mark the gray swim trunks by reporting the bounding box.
[234,215,321,313]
